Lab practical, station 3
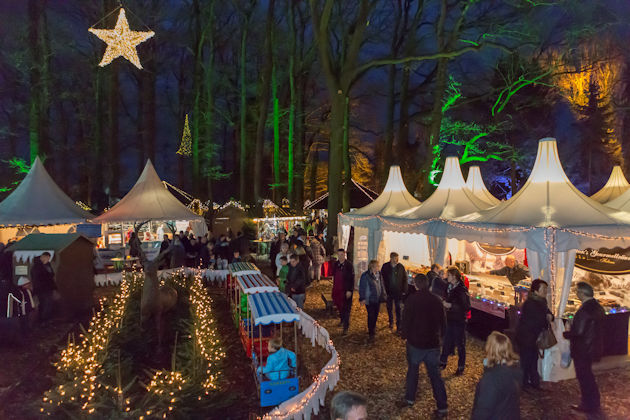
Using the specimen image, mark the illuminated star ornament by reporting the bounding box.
[88,8,154,69]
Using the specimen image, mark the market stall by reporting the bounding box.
[211,200,250,237]
[427,138,630,380]
[372,158,495,272]
[93,160,205,261]
[0,157,93,243]
[338,165,421,276]
[9,233,95,315]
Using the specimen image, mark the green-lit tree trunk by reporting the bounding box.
[272,62,280,202]
[342,95,351,212]
[253,0,275,201]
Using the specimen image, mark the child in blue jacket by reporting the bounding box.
[257,337,297,380]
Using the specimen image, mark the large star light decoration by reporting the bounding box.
[88,8,154,69]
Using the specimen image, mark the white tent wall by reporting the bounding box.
[381,231,431,267]
[352,226,370,280]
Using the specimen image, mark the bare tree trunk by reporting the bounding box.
[108,61,120,199]
[239,20,249,201]
[342,96,351,212]
[192,0,203,195]
[204,1,216,203]
[253,0,275,201]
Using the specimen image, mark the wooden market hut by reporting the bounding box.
[9,233,95,315]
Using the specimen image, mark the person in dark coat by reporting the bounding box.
[563,282,606,414]
[516,279,553,390]
[380,252,408,332]
[439,266,470,375]
[358,260,387,342]
[401,273,447,417]
[286,254,307,309]
[129,232,142,258]
[332,249,354,335]
[428,263,447,299]
[489,255,530,286]
[31,252,56,321]
[471,331,523,420]
[169,238,186,268]
[159,235,170,253]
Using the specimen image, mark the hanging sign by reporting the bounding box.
[476,242,516,256]
[575,247,630,275]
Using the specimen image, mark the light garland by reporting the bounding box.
[88,8,154,70]
[42,271,143,415]
[214,200,249,211]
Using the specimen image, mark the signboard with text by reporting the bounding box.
[575,247,630,275]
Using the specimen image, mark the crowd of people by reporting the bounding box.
[129,229,255,270]
[325,250,607,419]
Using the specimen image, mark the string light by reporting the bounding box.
[176,114,193,156]
[43,269,224,417]
[88,8,154,69]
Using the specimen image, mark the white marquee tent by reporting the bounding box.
[338,166,420,267]
[0,157,92,235]
[426,138,630,381]
[466,166,500,206]
[376,157,495,267]
[94,160,205,232]
[590,165,630,203]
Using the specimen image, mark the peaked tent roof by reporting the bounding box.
[94,160,203,223]
[0,157,92,227]
[466,166,500,206]
[602,176,630,211]
[351,165,421,216]
[304,179,378,210]
[431,138,630,252]
[590,165,630,203]
[457,139,628,227]
[395,157,492,220]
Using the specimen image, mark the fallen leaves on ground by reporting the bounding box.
[300,280,630,420]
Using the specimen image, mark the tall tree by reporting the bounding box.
[253,0,276,201]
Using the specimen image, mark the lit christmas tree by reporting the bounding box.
[177,114,192,156]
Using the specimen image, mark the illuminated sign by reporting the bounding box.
[575,247,630,275]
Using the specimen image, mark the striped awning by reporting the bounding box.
[248,292,300,326]
[229,261,260,276]
[236,273,278,294]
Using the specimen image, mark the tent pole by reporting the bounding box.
[293,322,298,361]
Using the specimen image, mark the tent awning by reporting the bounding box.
[229,261,260,275]
[248,292,300,326]
[236,273,278,294]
